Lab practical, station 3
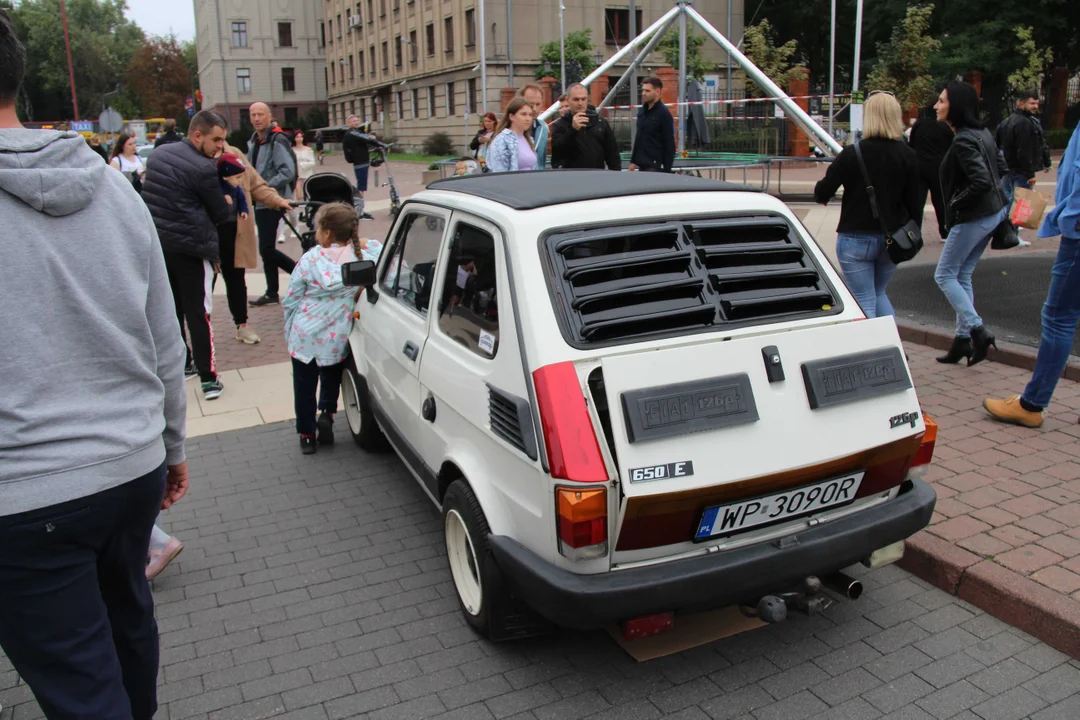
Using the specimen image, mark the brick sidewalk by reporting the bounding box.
[4,421,1078,720]
[901,342,1080,654]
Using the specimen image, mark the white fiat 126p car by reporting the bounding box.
[339,171,937,640]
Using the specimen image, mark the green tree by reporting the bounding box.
[742,19,805,94]
[865,4,941,109]
[535,29,597,85]
[657,27,714,83]
[127,35,190,119]
[1006,25,1053,96]
[9,0,145,121]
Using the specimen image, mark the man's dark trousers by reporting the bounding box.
[0,464,167,720]
[216,221,248,326]
[165,251,217,383]
[255,208,297,298]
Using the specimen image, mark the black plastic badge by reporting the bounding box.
[801,347,912,410]
[762,345,785,383]
[621,374,758,443]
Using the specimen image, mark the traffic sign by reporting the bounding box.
[98,107,123,133]
[185,96,194,110]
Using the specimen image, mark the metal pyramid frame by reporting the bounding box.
[536,0,844,157]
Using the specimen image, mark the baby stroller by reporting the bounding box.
[281,172,355,252]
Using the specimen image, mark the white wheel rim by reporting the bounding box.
[445,509,482,616]
[342,370,363,436]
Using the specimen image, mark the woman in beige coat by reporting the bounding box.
[219,142,293,344]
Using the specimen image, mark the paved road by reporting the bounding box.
[890,254,1075,355]
[3,422,1077,720]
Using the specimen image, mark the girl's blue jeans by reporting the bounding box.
[934,208,1006,337]
[836,232,897,319]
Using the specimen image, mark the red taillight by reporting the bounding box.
[532,362,608,482]
[912,415,937,470]
[621,612,674,640]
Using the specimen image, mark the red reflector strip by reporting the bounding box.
[533,363,608,482]
[621,612,674,640]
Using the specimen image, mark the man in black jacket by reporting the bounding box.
[995,90,1052,203]
[342,114,383,219]
[142,110,230,400]
[551,83,621,170]
[630,76,675,173]
[154,119,182,148]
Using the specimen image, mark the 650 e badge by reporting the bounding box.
[629,461,694,484]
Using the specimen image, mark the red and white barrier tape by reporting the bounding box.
[600,94,851,111]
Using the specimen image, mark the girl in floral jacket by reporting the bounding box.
[283,203,382,454]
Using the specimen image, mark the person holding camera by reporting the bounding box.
[551,83,621,171]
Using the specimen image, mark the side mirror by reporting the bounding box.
[341,260,376,287]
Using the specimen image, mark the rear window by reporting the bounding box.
[543,215,840,346]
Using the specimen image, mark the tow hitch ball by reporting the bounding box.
[741,573,863,624]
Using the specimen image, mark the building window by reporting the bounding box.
[278,22,293,47]
[369,46,376,75]
[379,0,386,17]
[284,107,298,124]
[351,100,356,117]
[443,16,454,54]
[231,22,248,48]
[604,8,643,45]
[360,98,367,120]
[425,23,435,56]
[394,0,400,13]
[236,68,251,94]
[282,67,296,92]
[394,35,402,66]
[467,77,476,112]
[338,14,343,38]
[465,8,475,46]
[240,108,251,127]
[411,88,419,119]
[408,30,418,62]
[396,91,403,119]
[427,86,436,118]
[323,67,328,92]
[381,41,388,71]
[358,50,364,76]
[348,54,355,80]
[320,22,326,47]
[447,82,455,116]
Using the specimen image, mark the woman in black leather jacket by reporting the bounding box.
[933,80,1009,366]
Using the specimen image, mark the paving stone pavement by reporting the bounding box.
[3,421,1078,720]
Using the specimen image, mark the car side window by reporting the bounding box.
[380,212,445,315]
[437,223,499,358]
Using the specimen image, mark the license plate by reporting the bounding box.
[695,473,865,541]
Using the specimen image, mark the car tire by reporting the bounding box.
[442,480,513,639]
[341,361,390,452]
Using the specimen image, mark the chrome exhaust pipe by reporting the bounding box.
[823,572,863,600]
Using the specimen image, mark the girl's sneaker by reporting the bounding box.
[317,411,335,445]
[146,537,183,580]
[184,359,198,380]
[300,435,317,455]
[202,379,224,400]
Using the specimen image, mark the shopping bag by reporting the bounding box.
[1010,187,1049,230]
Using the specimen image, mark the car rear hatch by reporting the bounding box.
[591,316,925,558]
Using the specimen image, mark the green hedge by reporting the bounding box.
[1046,127,1076,150]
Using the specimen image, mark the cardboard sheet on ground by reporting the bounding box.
[608,606,766,661]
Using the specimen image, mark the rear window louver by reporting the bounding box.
[546,216,838,344]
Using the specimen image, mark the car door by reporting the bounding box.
[361,205,449,479]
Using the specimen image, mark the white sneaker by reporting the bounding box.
[236,324,261,344]
[277,234,286,244]
[1017,238,1031,248]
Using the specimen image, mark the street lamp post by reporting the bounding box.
[558,2,566,93]
[59,0,79,121]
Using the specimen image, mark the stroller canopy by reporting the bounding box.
[304,173,355,205]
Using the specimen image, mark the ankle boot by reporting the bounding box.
[936,336,973,364]
[969,325,997,366]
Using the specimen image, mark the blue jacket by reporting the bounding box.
[1040,123,1080,240]
[531,118,548,169]
[487,129,541,173]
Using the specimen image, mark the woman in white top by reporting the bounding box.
[108,133,145,188]
[293,130,317,197]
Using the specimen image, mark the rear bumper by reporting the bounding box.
[488,478,936,629]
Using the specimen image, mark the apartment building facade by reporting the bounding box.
[323,0,743,151]
[195,0,328,132]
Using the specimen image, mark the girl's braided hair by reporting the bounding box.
[314,202,360,256]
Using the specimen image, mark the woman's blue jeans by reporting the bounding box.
[934,208,1006,337]
[836,232,897,319]
[1022,236,1080,410]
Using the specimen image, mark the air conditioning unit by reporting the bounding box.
[348,15,361,29]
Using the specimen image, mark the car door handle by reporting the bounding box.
[402,341,419,361]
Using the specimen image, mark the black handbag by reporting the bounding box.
[975,138,1021,251]
[853,142,923,264]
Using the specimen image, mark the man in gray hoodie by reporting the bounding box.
[0,13,188,719]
